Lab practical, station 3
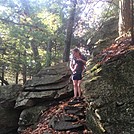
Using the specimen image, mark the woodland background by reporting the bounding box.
[0,0,133,85]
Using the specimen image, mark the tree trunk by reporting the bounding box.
[63,0,77,62]
[15,52,20,84]
[45,40,52,67]
[16,72,19,84]
[1,65,4,86]
[22,50,27,84]
[119,0,131,36]
[31,40,41,72]
[131,0,134,44]
[0,76,9,85]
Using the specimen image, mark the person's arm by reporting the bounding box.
[70,61,74,72]
[72,64,77,72]
[70,60,77,73]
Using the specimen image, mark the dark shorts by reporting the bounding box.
[72,72,82,80]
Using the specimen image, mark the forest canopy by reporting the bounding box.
[0,0,132,85]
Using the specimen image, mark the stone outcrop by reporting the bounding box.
[83,50,134,134]
[0,63,74,134]
[16,62,74,133]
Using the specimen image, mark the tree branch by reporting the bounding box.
[0,18,45,32]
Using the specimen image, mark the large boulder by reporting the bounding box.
[0,85,22,134]
[18,105,48,133]
[87,17,118,56]
[83,50,134,134]
[15,62,74,133]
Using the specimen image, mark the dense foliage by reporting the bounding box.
[0,0,119,84]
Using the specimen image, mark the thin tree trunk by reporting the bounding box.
[119,0,131,36]
[45,40,52,67]
[63,0,77,62]
[16,72,19,84]
[31,40,41,72]
[22,50,27,84]
[1,65,4,86]
[131,0,134,44]
[15,52,20,84]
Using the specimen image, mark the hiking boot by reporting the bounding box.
[77,97,84,102]
[71,97,77,102]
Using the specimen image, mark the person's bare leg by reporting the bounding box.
[77,80,82,98]
[73,80,78,98]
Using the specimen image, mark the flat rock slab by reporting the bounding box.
[23,62,72,92]
[65,109,85,119]
[24,75,68,87]
[64,105,85,111]
[68,99,85,105]
[24,80,69,91]
[49,115,84,131]
[64,105,85,115]
[61,115,78,122]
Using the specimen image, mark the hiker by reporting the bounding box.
[70,48,87,101]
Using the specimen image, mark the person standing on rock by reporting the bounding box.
[70,48,87,101]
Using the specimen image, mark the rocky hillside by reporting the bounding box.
[83,36,134,134]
